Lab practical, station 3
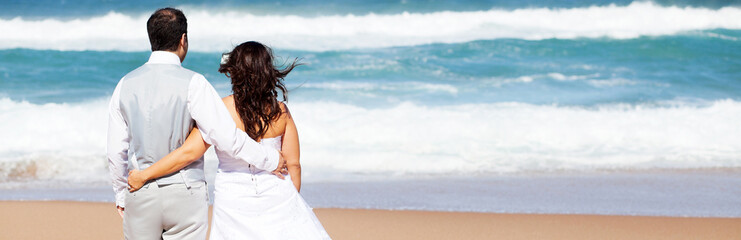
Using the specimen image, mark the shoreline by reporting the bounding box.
[1,201,739,240]
[2,169,740,218]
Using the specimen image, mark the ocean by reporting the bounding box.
[1,0,740,217]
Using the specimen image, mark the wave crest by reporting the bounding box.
[0,2,739,51]
[2,97,740,183]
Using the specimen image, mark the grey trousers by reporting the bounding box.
[123,181,208,240]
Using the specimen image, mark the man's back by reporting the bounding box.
[109,51,210,240]
[119,60,204,184]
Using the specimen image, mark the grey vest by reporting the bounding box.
[119,63,205,186]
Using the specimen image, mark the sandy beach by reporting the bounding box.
[0,201,739,239]
[2,1,741,240]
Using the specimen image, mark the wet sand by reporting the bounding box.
[0,201,739,239]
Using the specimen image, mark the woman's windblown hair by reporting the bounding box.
[219,41,300,140]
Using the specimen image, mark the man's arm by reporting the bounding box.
[128,127,210,192]
[106,79,129,215]
[187,74,280,171]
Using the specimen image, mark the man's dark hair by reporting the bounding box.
[146,8,187,51]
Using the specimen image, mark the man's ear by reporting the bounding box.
[180,33,188,47]
[177,33,188,62]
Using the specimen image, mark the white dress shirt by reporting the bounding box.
[107,51,280,208]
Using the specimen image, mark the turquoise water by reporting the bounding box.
[3,31,740,106]
[0,0,740,216]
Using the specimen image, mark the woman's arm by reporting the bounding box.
[128,127,211,191]
[281,104,301,192]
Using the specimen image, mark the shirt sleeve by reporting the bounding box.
[106,78,130,208]
[187,74,279,171]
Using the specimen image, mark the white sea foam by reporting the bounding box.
[2,97,740,184]
[291,100,741,177]
[487,73,617,87]
[0,98,109,183]
[693,31,741,41]
[300,81,459,94]
[0,2,739,52]
[587,78,638,87]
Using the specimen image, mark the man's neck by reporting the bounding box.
[168,50,185,63]
[157,49,185,63]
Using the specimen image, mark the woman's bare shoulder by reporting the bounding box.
[279,102,292,119]
[222,95,234,106]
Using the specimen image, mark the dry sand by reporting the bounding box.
[1,201,739,239]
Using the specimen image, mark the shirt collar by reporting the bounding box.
[146,51,182,66]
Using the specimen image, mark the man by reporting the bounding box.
[107,8,285,239]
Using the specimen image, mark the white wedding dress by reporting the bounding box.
[210,136,331,240]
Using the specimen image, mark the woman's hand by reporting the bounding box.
[116,206,125,218]
[271,151,288,179]
[272,167,289,179]
[127,169,148,192]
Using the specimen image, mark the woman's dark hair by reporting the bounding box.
[147,7,187,51]
[219,41,300,140]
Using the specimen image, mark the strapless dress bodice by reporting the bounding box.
[217,136,282,173]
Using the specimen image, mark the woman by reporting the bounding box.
[128,41,330,239]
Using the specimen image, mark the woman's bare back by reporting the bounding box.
[221,95,288,141]
[222,95,301,191]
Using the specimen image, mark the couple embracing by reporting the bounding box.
[107,8,331,239]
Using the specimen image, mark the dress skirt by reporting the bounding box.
[209,171,331,240]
